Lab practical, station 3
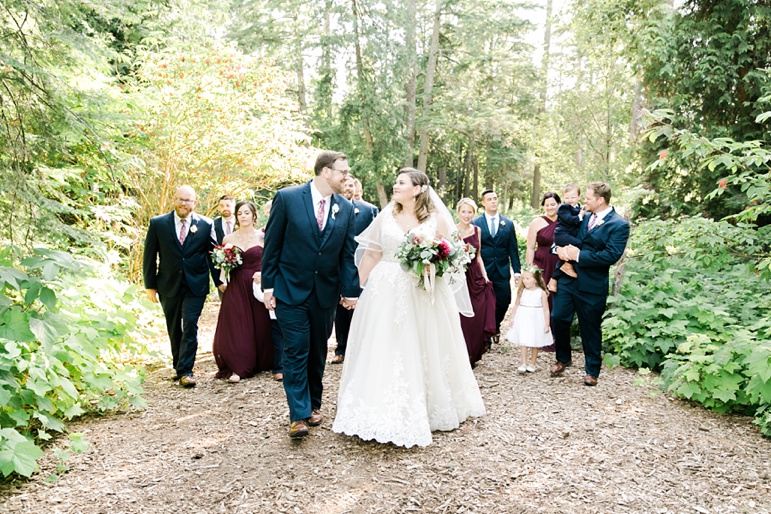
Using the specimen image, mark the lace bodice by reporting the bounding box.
[380,213,438,262]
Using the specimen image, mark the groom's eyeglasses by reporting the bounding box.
[175,198,195,204]
[327,167,350,176]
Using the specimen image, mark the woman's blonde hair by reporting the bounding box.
[393,168,434,223]
[456,197,478,213]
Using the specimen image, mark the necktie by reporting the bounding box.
[225,221,232,235]
[490,217,497,237]
[316,199,326,231]
[179,218,187,244]
[588,213,598,230]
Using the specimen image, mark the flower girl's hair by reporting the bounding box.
[394,168,434,223]
[516,264,549,299]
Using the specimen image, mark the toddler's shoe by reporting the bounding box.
[517,365,527,374]
[526,364,536,373]
[561,262,578,278]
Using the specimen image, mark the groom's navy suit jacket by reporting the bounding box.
[142,211,219,297]
[261,181,359,309]
[572,207,629,296]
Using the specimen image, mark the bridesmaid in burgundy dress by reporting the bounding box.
[526,192,561,289]
[212,201,274,382]
[456,198,497,367]
[525,192,561,352]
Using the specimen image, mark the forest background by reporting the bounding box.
[0,0,769,478]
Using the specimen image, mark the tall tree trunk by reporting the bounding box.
[437,166,447,199]
[352,0,380,203]
[530,0,553,208]
[416,0,441,172]
[292,17,307,116]
[403,0,417,167]
[317,0,334,121]
[629,76,642,143]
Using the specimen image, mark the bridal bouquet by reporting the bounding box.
[211,244,242,281]
[396,229,474,291]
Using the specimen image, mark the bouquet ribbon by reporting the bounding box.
[422,262,437,303]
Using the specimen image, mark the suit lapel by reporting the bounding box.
[581,207,615,240]
[183,213,198,250]
[168,212,184,250]
[302,183,322,244]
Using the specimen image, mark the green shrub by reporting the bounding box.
[605,216,771,435]
[0,246,162,477]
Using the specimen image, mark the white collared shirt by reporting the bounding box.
[576,206,613,262]
[590,206,613,225]
[311,181,331,230]
[222,216,235,235]
[174,211,190,241]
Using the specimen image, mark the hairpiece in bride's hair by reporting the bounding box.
[420,185,428,193]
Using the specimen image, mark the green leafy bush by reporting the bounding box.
[0,246,162,477]
[605,216,771,435]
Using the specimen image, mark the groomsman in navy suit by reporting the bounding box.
[213,194,236,245]
[261,151,360,438]
[212,194,236,298]
[473,189,521,345]
[143,185,220,388]
[331,176,379,364]
[549,182,629,386]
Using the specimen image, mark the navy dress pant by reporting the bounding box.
[276,294,335,422]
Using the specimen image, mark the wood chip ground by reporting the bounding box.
[1,302,769,513]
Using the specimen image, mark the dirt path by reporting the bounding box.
[1,302,769,513]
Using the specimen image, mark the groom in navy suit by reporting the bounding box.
[261,151,359,438]
[472,189,521,345]
[549,182,629,386]
[143,185,220,388]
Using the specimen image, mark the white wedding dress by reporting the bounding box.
[332,211,486,448]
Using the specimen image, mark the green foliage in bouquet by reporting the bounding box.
[604,216,771,435]
[0,246,161,477]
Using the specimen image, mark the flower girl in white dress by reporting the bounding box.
[332,168,486,448]
[505,265,552,373]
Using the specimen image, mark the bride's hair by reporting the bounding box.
[393,168,434,223]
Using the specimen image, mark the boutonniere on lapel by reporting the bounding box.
[499,220,505,227]
[596,219,605,227]
[354,207,360,215]
[331,203,339,220]
[189,224,198,234]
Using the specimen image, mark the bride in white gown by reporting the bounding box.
[332,168,486,448]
